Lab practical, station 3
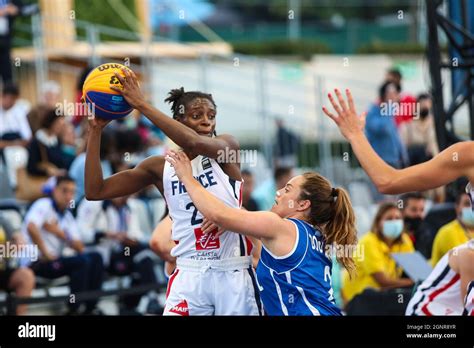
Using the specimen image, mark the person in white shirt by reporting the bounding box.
[77,194,157,314]
[22,176,104,315]
[0,83,31,146]
[0,83,31,187]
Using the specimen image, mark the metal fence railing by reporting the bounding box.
[15,14,386,187]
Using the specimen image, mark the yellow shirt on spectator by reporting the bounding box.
[431,219,473,266]
[342,231,414,303]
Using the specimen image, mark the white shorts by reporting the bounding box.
[464,281,474,316]
[163,256,262,316]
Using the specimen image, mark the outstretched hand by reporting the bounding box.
[165,150,193,181]
[322,88,367,141]
[110,67,146,110]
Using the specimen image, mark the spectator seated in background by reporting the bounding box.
[252,166,293,211]
[0,83,32,188]
[0,83,31,152]
[399,192,426,247]
[0,214,35,315]
[60,122,77,167]
[77,193,157,315]
[342,202,414,307]
[27,80,61,135]
[27,109,73,178]
[431,192,474,266]
[241,169,259,211]
[22,176,104,315]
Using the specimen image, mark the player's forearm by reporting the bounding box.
[181,175,229,223]
[84,128,105,199]
[348,132,399,193]
[180,174,250,233]
[181,175,262,238]
[139,103,201,150]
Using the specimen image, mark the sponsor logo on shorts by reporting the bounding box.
[194,228,220,250]
[169,300,189,316]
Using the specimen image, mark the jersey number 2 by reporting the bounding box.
[186,202,203,225]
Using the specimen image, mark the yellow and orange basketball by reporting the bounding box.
[82,63,133,120]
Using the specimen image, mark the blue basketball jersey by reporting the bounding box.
[255,218,342,316]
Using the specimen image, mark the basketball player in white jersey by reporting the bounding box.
[464,280,474,315]
[85,69,261,315]
[406,240,474,315]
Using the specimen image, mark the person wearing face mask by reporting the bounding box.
[431,192,474,266]
[398,94,438,166]
[341,202,414,306]
[399,192,426,245]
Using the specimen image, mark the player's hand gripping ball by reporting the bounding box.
[82,63,134,120]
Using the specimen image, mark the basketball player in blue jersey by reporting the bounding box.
[166,150,358,315]
[85,69,261,315]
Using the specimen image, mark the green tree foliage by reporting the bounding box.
[74,0,136,30]
[210,0,411,21]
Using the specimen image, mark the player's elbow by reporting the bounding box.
[377,182,394,194]
[149,238,173,262]
[149,237,160,254]
[148,238,160,254]
[85,187,102,201]
[377,178,400,194]
[375,169,401,194]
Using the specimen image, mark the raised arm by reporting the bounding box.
[85,119,162,200]
[323,89,474,194]
[110,68,239,159]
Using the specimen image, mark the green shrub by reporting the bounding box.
[356,41,448,54]
[232,39,331,59]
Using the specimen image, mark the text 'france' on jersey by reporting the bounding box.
[163,155,253,260]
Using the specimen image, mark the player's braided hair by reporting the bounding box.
[164,87,216,120]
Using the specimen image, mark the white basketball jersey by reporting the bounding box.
[163,154,254,260]
[464,281,474,315]
[406,240,474,315]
